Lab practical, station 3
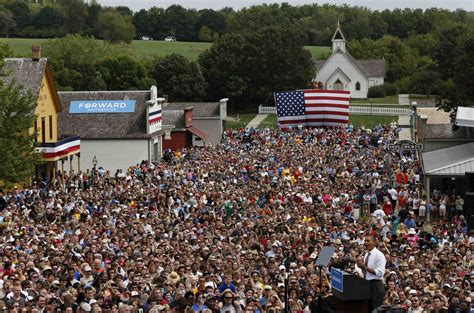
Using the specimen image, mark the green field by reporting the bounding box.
[226,114,256,129]
[0,38,330,61]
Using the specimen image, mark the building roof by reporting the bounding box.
[164,102,220,117]
[455,107,474,128]
[422,142,474,176]
[1,57,62,111]
[418,108,471,140]
[2,58,47,96]
[354,59,385,78]
[162,110,184,129]
[314,53,385,79]
[57,91,152,139]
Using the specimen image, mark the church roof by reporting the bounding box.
[314,52,385,78]
[354,59,385,78]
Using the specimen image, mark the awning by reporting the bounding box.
[187,126,209,140]
[455,107,474,127]
[422,142,474,176]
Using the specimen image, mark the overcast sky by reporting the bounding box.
[98,0,473,12]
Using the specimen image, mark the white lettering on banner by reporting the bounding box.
[80,102,128,110]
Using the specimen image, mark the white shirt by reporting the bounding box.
[372,209,386,221]
[358,247,386,281]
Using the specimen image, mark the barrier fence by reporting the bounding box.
[258,105,412,116]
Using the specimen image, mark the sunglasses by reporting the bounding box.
[225,296,233,299]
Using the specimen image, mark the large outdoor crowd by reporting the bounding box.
[0,126,471,313]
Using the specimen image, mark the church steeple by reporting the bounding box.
[331,19,346,53]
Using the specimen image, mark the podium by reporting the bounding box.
[330,268,370,313]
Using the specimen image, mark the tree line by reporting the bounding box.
[0,1,473,114]
[0,1,473,44]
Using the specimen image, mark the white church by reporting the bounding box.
[314,23,385,98]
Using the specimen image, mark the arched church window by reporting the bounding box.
[356,82,361,91]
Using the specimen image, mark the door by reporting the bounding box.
[333,79,344,91]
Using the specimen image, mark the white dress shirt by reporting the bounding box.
[361,247,386,281]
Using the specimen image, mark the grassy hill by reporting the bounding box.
[0,38,330,62]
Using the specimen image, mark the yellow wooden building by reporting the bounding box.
[2,45,80,184]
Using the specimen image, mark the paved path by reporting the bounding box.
[398,115,412,140]
[246,114,268,129]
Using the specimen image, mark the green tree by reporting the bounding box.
[32,6,63,30]
[409,70,442,96]
[59,0,88,34]
[438,32,474,118]
[0,82,38,186]
[83,2,102,37]
[197,9,226,36]
[5,1,30,34]
[199,25,314,109]
[432,25,470,79]
[97,55,153,90]
[43,34,110,90]
[161,5,199,41]
[149,53,206,101]
[348,35,418,82]
[97,9,136,43]
[199,34,249,105]
[0,10,16,37]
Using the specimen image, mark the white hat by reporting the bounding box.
[204,282,214,288]
[84,265,92,272]
[408,228,416,235]
[131,291,139,297]
[80,302,92,312]
[279,265,286,271]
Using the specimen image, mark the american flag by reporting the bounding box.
[274,89,350,128]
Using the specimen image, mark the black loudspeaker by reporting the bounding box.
[467,172,474,193]
[466,192,474,231]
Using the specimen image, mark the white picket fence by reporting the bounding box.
[258,105,412,116]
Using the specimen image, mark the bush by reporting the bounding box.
[395,77,411,94]
[382,83,399,96]
[367,85,386,98]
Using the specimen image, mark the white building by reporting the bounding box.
[58,87,164,173]
[314,23,385,98]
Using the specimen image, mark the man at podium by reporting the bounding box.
[355,236,387,311]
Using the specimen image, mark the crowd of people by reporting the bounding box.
[0,126,471,313]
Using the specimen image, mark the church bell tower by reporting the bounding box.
[331,19,346,53]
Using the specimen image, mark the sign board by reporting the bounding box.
[331,268,343,292]
[388,140,423,152]
[147,86,163,134]
[70,100,136,113]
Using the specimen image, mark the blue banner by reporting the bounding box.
[331,268,343,292]
[69,100,136,113]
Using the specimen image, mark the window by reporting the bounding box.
[34,119,38,143]
[41,117,45,143]
[49,115,53,140]
[356,82,361,91]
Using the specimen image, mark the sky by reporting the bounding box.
[97,0,474,12]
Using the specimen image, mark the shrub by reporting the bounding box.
[367,85,386,98]
[382,83,399,96]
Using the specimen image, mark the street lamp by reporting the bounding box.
[92,155,98,178]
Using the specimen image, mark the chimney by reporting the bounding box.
[32,45,41,61]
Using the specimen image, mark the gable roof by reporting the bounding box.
[423,142,474,176]
[331,24,346,42]
[1,58,62,111]
[164,102,220,117]
[314,51,385,79]
[162,110,185,129]
[355,59,385,77]
[57,91,152,139]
